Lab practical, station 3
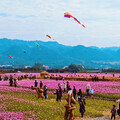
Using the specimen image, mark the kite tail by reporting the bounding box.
[73,17,81,24]
[81,24,85,28]
[73,17,85,28]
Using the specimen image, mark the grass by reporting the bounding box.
[0,90,117,120]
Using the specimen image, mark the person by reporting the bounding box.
[77,89,82,103]
[34,80,38,87]
[14,79,17,87]
[103,76,105,80]
[96,76,99,81]
[56,77,58,81]
[9,75,13,86]
[50,75,52,79]
[111,105,116,120]
[94,76,97,82]
[63,82,66,93]
[117,103,120,119]
[40,81,43,88]
[92,77,94,81]
[4,76,8,81]
[59,86,62,99]
[0,75,2,81]
[90,89,94,97]
[83,97,86,105]
[30,74,32,80]
[44,85,48,99]
[58,83,61,88]
[55,89,61,102]
[73,86,77,99]
[79,100,85,118]
[113,74,115,77]
[20,75,23,80]
[86,83,91,96]
[67,81,70,92]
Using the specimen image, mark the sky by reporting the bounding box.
[0,0,120,47]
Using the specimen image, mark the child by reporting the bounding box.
[90,89,94,97]
[111,105,116,120]
[44,85,48,99]
[79,101,85,118]
[83,97,86,105]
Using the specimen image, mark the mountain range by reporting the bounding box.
[0,38,120,69]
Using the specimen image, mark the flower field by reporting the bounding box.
[0,80,120,94]
[0,78,120,119]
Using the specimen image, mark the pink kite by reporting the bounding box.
[64,12,85,28]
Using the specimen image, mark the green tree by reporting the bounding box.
[33,62,46,71]
[68,64,84,72]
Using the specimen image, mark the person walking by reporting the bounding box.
[79,100,85,119]
[73,86,77,99]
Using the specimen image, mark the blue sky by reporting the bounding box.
[0,0,120,47]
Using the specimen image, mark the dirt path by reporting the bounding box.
[74,110,120,120]
[75,116,110,120]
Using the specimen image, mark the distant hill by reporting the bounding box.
[0,38,120,69]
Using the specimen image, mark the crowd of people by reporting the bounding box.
[33,80,120,119]
[0,74,37,81]
[33,80,91,118]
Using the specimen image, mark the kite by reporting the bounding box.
[46,35,51,39]
[9,55,13,58]
[46,35,55,40]
[35,42,40,47]
[24,51,26,53]
[64,12,85,28]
